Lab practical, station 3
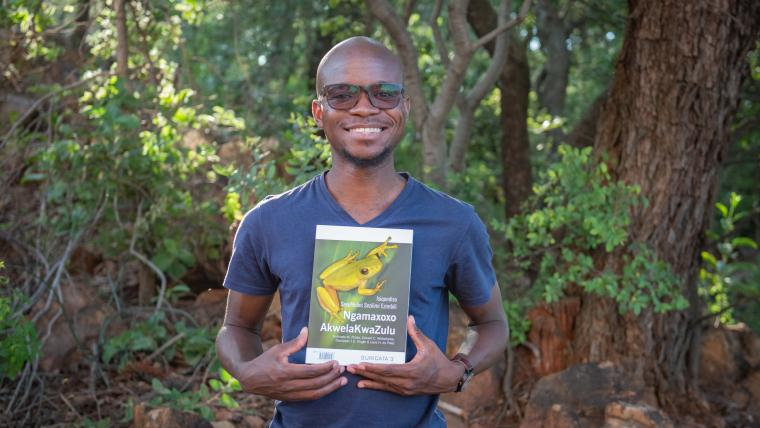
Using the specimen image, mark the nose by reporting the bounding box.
[348,88,380,115]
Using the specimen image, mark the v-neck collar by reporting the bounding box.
[317,170,415,226]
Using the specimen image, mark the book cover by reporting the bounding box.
[305,225,413,365]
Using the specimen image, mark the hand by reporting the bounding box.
[235,327,347,401]
[347,316,465,396]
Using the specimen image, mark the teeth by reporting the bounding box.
[349,127,382,133]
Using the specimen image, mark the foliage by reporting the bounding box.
[102,315,215,369]
[148,367,242,421]
[0,261,40,381]
[494,145,688,343]
[223,113,331,216]
[700,193,760,327]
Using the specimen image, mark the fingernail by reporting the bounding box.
[300,326,307,335]
[410,315,416,324]
[340,377,347,386]
[357,381,363,388]
[339,366,345,373]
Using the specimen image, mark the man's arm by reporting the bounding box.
[216,290,347,401]
[347,284,509,395]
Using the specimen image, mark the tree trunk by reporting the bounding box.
[467,0,532,218]
[572,0,759,414]
[114,0,128,80]
[500,38,532,219]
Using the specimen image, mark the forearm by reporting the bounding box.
[456,318,509,374]
[215,324,264,379]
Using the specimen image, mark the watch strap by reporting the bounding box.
[451,353,474,392]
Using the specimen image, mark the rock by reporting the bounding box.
[744,370,760,413]
[242,415,267,428]
[35,278,124,372]
[214,409,234,422]
[68,244,102,276]
[699,327,742,385]
[603,401,674,428]
[442,303,506,419]
[211,421,236,428]
[192,289,229,325]
[183,129,210,150]
[520,362,662,428]
[133,406,212,428]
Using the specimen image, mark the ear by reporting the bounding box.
[312,99,324,128]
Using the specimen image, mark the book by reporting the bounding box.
[305,225,413,365]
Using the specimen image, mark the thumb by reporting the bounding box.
[407,315,427,351]
[280,326,308,356]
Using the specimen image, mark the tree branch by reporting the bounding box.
[430,0,450,69]
[471,0,532,52]
[466,0,511,105]
[366,0,429,134]
[114,0,129,79]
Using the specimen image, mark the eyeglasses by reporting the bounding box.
[320,82,405,110]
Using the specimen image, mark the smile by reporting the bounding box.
[347,127,384,133]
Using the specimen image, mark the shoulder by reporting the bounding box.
[238,174,320,232]
[408,176,481,224]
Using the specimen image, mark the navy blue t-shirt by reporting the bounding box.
[223,171,496,428]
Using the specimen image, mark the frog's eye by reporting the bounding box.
[360,268,369,275]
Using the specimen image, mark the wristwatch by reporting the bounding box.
[451,353,474,392]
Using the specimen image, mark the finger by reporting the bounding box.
[350,362,409,377]
[350,366,409,386]
[279,326,308,357]
[407,315,427,351]
[281,365,344,392]
[287,375,348,401]
[357,379,406,395]
[282,360,338,379]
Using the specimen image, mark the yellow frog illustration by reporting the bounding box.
[316,237,397,322]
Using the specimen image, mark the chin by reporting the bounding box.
[339,145,394,168]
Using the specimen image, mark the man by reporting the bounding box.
[216,36,508,427]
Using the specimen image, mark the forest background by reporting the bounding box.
[1,0,759,427]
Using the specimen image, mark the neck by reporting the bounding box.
[324,155,406,223]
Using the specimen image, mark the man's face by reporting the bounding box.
[312,53,409,168]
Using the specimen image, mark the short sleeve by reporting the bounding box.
[446,213,496,306]
[222,209,278,295]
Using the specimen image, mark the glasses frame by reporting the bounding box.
[319,82,405,110]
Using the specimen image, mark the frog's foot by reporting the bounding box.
[317,286,343,322]
[367,238,398,259]
[357,279,386,296]
[319,250,360,281]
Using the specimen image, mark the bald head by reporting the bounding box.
[315,36,403,94]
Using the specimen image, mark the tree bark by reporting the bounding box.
[564,89,607,148]
[467,0,533,218]
[114,0,129,80]
[571,0,760,414]
[535,0,570,119]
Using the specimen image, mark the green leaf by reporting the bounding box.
[701,251,717,267]
[731,237,758,250]
[209,379,222,391]
[219,393,240,409]
[219,367,233,383]
[715,202,728,218]
[152,378,170,395]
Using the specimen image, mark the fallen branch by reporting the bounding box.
[143,332,185,362]
[438,400,465,417]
